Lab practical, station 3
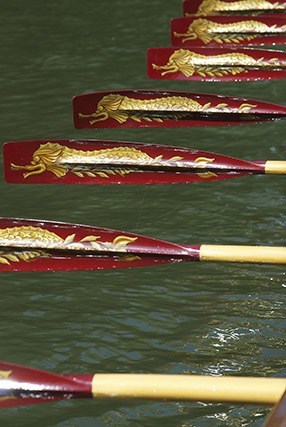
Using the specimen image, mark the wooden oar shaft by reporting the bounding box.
[91,374,286,405]
[200,245,286,264]
[265,161,286,174]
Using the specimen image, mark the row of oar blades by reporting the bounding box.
[0,217,285,272]
[147,14,286,82]
[72,90,286,129]
[0,361,285,408]
[3,139,286,185]
[182,0,286,17]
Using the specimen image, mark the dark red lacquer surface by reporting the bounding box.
[0,361,93,407]
[73,90,286,129]
[3,139,265,185]
[171,16,286,47]
[0,217,201,272]
[148,47,286,82]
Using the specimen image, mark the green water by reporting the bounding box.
[0,1,285,426]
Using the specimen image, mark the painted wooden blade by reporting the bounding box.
[171,16,286,47]
[0,361,92,408]
[0,217,199,272]
[0,361,285,408]
[148,47,286,81]
[3,139,276,185]
[183,0,286,17]
[0,217,285,272]
[73,90,286,129]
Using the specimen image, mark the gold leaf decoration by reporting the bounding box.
[80,236,101,243]
[11,143,186,180]
[152,49,262,78]
[196,0,283,16]
[78,93,237,125]
[173,18,283,45]
[0,371,12,379]
[64,234,76,244]
[194,156,218,179]
[0,225,140,266]
[0,256,11,265]
[238,103,257,112]
[112,236,138,250]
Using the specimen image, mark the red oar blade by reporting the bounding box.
[0,217,199,272]
[171,16,286,47]
[0,217,285,272]
[183,0,286,17]
[264,392,286,426]
[0,361,92,407]
[73,90,286,129]
[3,139,264,185]
[148,47,286,81]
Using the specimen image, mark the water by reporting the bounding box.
[0,1,285,426]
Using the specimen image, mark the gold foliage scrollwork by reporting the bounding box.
[0,226,138,265]
[11,142,184,180]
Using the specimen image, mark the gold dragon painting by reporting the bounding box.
[174,18,286,44]
[187,0,286,16]
[78,93,256,125]
[152,49,283,77]
[0,224,137,266]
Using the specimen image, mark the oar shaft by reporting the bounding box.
[91,374,286,405]
[265,161,286,174]
[199,245,286,264]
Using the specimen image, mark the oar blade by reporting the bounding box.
[171,16,286,48]
[182,0,286,17]
[73,90,286,129]
[148,47,286,81]
[3,139,262,185]
[0,217,197,273]
[0,361,92,407]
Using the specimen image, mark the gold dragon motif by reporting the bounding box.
[193,0,285,15]
[0,225,137,265]
[152,49,282,78]
[78,93,256,125]
[10,142,183,179]
[174,18,286,44]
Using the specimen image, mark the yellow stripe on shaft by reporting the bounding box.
[91,374,286,405]
[199,245,286,264]
[265,161,286,175]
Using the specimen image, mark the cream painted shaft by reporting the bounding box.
[200,245,286,264]
[265,161,286,174]
[91,374,286,405]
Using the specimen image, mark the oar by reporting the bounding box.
[0,361,285,408]
[72,89,286,129]
[0,217,285,272]
[148,47,286,81]
[183,0,286,17]
[3,139,286,185]
[171,16,286,48]
[264,392,286,427]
